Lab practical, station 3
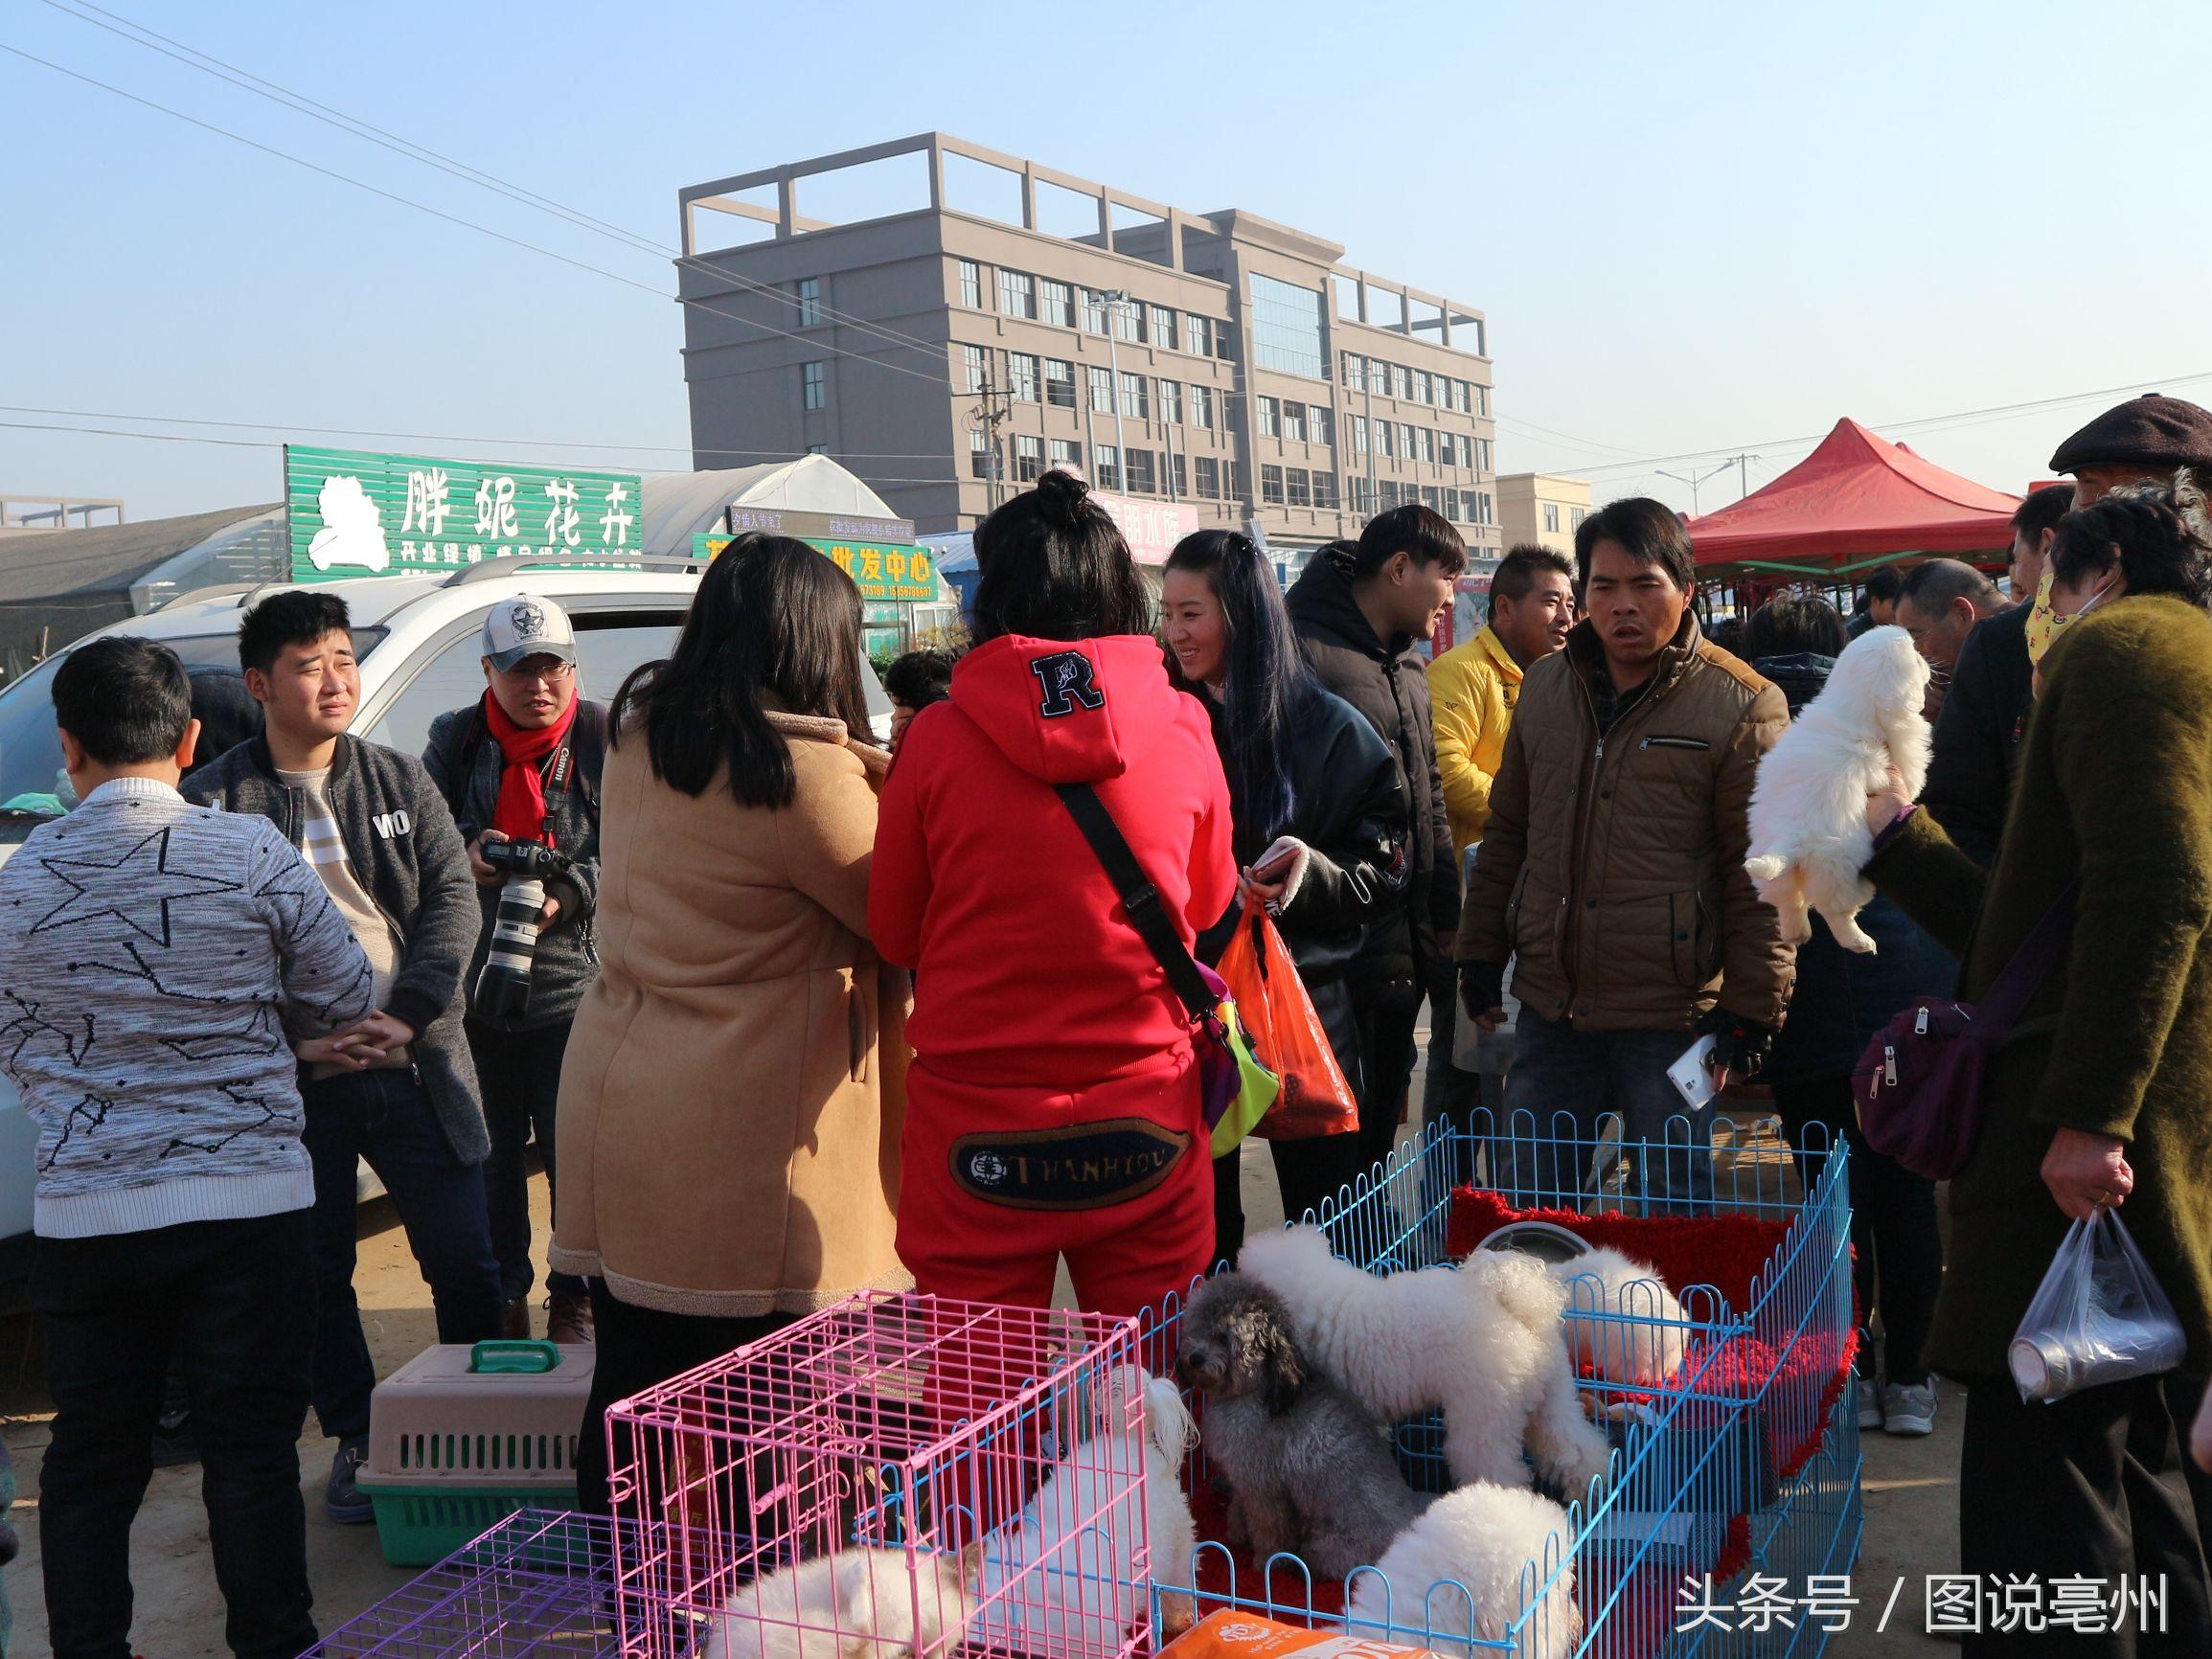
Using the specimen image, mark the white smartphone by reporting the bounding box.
[1667,1034,1720,1112]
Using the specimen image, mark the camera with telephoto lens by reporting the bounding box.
[471,837,572,1020]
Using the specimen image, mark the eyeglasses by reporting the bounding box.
[499,658,575,684]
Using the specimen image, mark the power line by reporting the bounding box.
[0,404,969,464]
[33,0,954,366]
[0,39,958,392]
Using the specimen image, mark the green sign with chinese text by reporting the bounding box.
[694,533,940,602]
[285,445,643,582]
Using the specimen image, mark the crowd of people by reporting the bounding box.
[7,392,2212,1657]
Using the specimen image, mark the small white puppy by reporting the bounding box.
[1238,1226,1611,1499]
[973,1365,1199,1645]
[1744,625,1930,953]
[1546,1247,1688,1388]
[1345,1483,1581,1659]
[699,1543,978,1659]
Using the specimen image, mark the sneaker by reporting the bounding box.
[1883,1380,1938,1436]
[500,1296,531,1341]
[546,1287,595,1346]
[326,1436,375,1525]
[1857,1377,1884,1430]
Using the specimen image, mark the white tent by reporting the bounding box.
[638,457,904,558]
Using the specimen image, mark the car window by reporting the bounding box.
[362,611,683,758]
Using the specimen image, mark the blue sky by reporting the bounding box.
[7,0,2209,520]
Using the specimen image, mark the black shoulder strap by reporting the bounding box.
[442,704,490,819]
[1977,877,2080,1032]
[571,699,605,809]
[1054,783,1213,1023]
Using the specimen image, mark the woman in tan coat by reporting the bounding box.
[553,534,908,1515]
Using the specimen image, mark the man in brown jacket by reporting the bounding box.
[1457,498,1794,1211]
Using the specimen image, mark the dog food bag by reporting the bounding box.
[1162,1610,1442,1659]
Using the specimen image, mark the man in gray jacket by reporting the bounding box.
[185,590,501,1527]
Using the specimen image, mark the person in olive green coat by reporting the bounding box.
[1865,480,2212,1637]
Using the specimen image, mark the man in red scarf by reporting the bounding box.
[423,594,606,1346]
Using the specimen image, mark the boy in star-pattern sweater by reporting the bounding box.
[0,636,372,1659]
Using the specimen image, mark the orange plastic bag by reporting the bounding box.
[1216,897,1359,1140]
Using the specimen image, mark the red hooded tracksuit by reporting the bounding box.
[871,633,1236,1317]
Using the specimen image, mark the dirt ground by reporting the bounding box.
[0,1072,1968,1657]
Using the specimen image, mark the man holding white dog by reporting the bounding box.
[1456,498,1795,1212]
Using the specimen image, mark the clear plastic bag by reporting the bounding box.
[2008,1209,2186,1403]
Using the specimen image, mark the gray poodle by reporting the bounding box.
[1174,1273,1431,1579]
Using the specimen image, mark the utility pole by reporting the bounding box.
[1101,288,1131,490]
[1655,460,1737,516]
[1363,358,1377,522]
[1731,453,1761,500]
[969,357,1012,513]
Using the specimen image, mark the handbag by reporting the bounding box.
[1216,897,1360,1140]
[1852,881,2076,1180]
[1055,784,1281,1157]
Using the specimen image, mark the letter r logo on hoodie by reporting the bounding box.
[1030,650,1106,717]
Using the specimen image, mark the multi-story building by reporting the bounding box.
[1497,473,1591,558]
[676,133,1500,556]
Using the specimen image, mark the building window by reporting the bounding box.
[962,345,991,396]
[1111,297,1141,343]
[1390,364,1411,401]
[1571,507,1587,531]
[796,277,822,328]
[1127,449,1157,495]
[1376,420,1393,459]
[1118,371,1149,420]
[1169,452,1187,497]
[1412,369,1431,405]
[1261,465,1286,506]
[806,443,829,456]
[1158,379,1182,425]
[802,360,827,410]
[1351,476,1373,515]
[1313,470,1337,510]
[997,268,1037,319]
[1343,352,1365,392]
[969,429,992,480]
[1008,353,1039,403]
[1444,489,1461,522]
[1543,503,1561,534]
[1475,384,1492,417]
[1476,437,1494,472]
[1150,304,1174,347]
[1350,414,1367,454]
[1015,434,1044,484]
[1257,396,1279,438]
[1476,490,1495,526]
[1083,288,1108,333]
[1088,366,1115,414]
[1287,467,1311,508]
[1214,323,1236,361]
[1184,313,1210,356]
[1226,458,1243,498]
[1453,379,1471,414]
[1044,358,1076,409]
[1093,444,1121,490]
[1224,396,1243,435]
[1051,438,1083,472]
[958,260,982,309]
[1042,279,1075,329]
[1249,272,1326,379]
[1311,407,1334,447]
[1282,401,1306,443]
[1196,456,1221,499]
[1401,423,1417,461]
[1417,427,1435,465]
[1191,385,1214,429]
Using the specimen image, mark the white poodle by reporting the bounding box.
[1346,1483,1581,1659]
[1744,625,1929,954]
[699,1543,978,1659]
[1237,1227,1610,1499]
[1546,1247,1688,1388]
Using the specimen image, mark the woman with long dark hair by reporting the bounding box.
[556,534,908,1514]
[1161,530,1408,1254]
[871,471,1235,1314]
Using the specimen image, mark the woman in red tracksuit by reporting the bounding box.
[871,469,1235,1317]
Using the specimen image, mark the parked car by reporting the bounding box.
[0,558,892,1303]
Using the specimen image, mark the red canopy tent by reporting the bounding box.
[1687,418,2021,576]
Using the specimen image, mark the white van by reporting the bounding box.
[0,557,892,1298]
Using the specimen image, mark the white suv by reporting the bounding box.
[0,559,891,1296]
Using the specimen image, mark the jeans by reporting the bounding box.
[466,1019,586,1304]
[1771,1076,1942,1386]
[1499,1009,1715,1213]
[1959,1371,2212,1656]
[301,1068,504,1442]
[36,1210,317,1659]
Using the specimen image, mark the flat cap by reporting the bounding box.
[2049,393,2212,474]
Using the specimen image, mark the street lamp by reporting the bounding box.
[1099,288,1131,489]
[1655,460,1739,516]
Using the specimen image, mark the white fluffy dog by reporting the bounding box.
[1346,1483,1581,1659]
[699,1543,978,1659]
[1743,625,1929,954]
[1546,1247,1688,1388]
[1238,1227,1610,1499]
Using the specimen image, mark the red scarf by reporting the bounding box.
[484,690,577,843]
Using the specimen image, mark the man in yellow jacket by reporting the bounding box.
[1431,546,1577,857]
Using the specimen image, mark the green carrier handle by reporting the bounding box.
[469,1339,562,1375]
